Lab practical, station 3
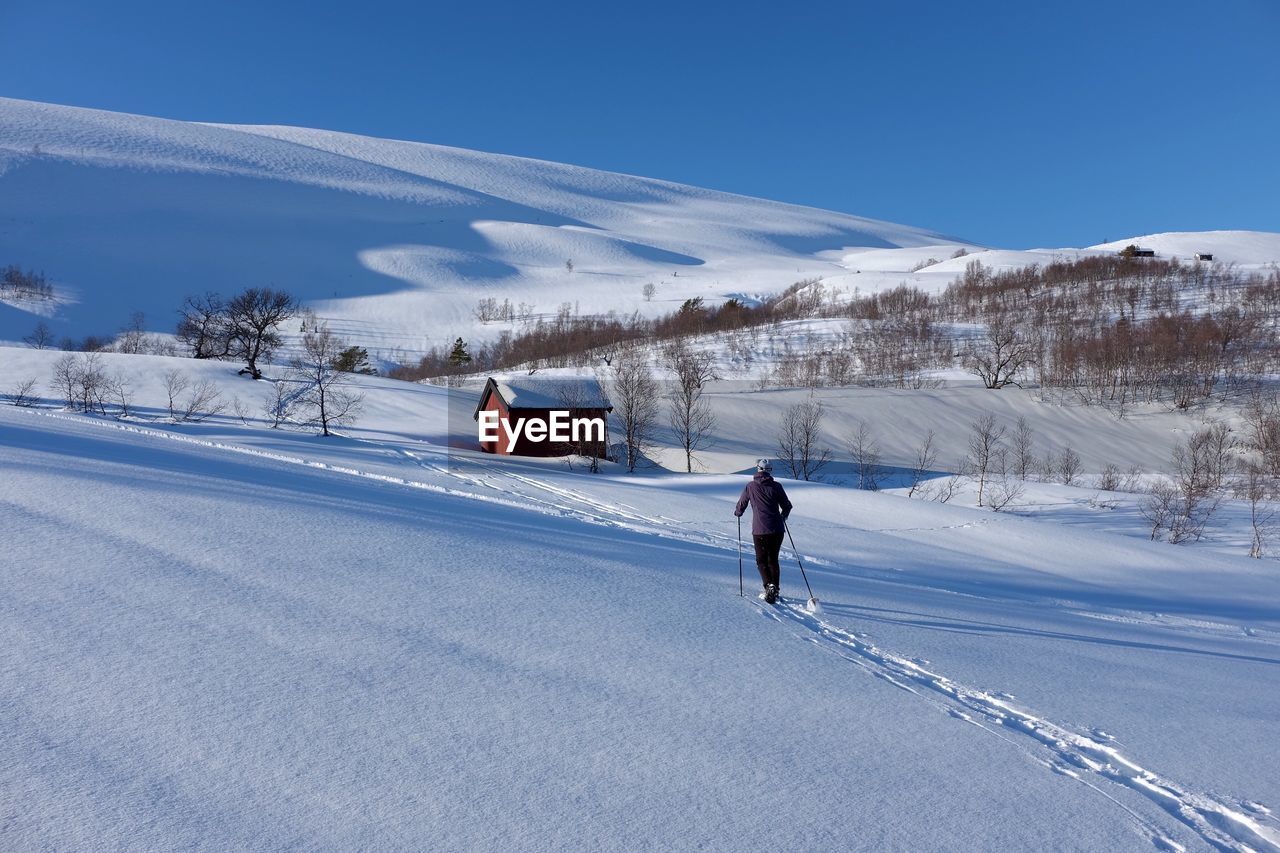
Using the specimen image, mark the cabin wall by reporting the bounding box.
[479,394,512,454]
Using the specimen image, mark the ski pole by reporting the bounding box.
[737,515,744,597]
[783,520,818,606]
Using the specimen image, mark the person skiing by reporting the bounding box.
[734,458,792,604]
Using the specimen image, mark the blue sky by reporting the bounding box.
[2,0,1276,248]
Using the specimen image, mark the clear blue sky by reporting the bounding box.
[2,0,1277,248]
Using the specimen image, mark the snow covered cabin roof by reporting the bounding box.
[473,376,613,419]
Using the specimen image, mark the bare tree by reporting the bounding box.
[162,369,224,422]
[1195,421,1236,491]
[1037,451,1056,483]
[611,345,659,473]
[966,413,1006,506]
[642,282,657,302]
[1146,425,1235,544]
[474,297,499,323]
[1168,464,1218,544]
[553,379,605,471]
[163,370,190,419]
[1234,461,1277,559]
[1011,416,1035,479]
[150,338,178,358]
[177,293,230,359]
[116,311,147,354]
[597,341,622,368]
[225,288,296,379]
[5,377,38,407]
[986,476,1025,511]
[776,399,831,481]
[1057,446,1082,486]
[931,473,963,504]
[1140,481,1178,541]
[907,429,937,497]
[664,341,717,473]
[178,380,226,423]
[1242,389,1280,476]
[1097,463,1122,491]
[264,380,297,428]
[106,372,135,417]
[291,325,364,436]
[23,321,53,349]
[966,318,1035,389]
[824,348,855,386]
[69,353,109,414]
[51,353,80,409]
[848,419,885,490]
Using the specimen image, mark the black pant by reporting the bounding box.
[753,532,783,589]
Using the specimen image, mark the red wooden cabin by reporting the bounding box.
[473,376,612,458]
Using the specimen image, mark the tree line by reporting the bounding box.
[937,256,1279,407]
[1,265,55,301]
[7,286,373,437]
[763,398,1277,557]
[395,253,1278,407]
[390,288,820,382]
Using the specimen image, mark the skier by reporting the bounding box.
[734,458,792,604]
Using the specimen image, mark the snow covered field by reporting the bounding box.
[0,97,968,359]
[6,97,1278,366]
[4,94,1280,851]
[3,344,1279,851]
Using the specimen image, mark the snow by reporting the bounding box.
[5,97,1279,368]
[825,232,1280,302]
[5,96,1277,368]
[489,375,611,410]
[5,94,1280,850]
[1090,231,1280,266]
[3,344,1279,850]
[0,97,968,359]
[0,345,1260,551]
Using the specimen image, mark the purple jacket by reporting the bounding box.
[735,471,793,535]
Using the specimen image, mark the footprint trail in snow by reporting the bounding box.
[757,599,1280,853]
[23,410,1278,851]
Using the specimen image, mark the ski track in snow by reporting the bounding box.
[755,600,1280,853]
[16,407,1280,852]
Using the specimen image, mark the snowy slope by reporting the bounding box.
[1090,231,1280,266]
[4,388,1280,851]
[0,97,970,357]
[0,344,1218,486]
[6,92,1280,852]
[823,230,1280,300]
[5,98,1277,362]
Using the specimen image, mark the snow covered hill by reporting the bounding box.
[819,230,1280,300]
[1090,231,1280,266]
[6,89,1280,852]
[5,98,1278,366]
[3,378,1279,850]
[0,97,970,358]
